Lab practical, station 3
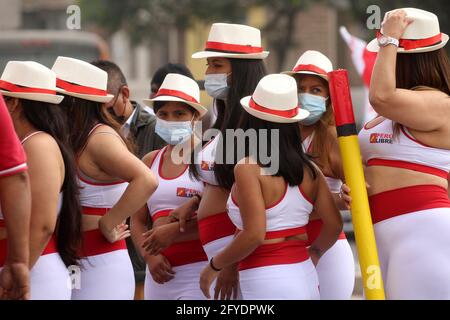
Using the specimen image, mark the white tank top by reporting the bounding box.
[148,146,203,220]
[359,118,450,178]
[227,182,313,237]
[302,132,343,193]
[196,135,220,186]
[78,124,129,208]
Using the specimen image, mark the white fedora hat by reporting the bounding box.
[240,74,310,124]
[51,56,114,103]
[142,73,208,118]
[367,8,449,53]
[0,61,63,104]
[282,50,333,81]
[192,23,269,60]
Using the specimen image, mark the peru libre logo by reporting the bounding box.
[201,161,214,171]
[177,187,201,198]
[370,133,393,144]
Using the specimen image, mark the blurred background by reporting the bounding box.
[1,0,449,299]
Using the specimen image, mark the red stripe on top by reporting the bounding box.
[239,240,309,271]
[158,147,189,181]
[205,41,263,54]
[155,89,198,103]
[56,78,108,96]
[78,229,127,257]
[249,98,299,118]
[376,31,443,51]
[400,126,434,148]
[0,80,56,95]
[198,212,236,245]
[369,185,450,224]
[305,219,346,247]
[367,158,448,179]
[151,209,172,222]
[77,174,127,186]
[293,64,327,76]
[162,240,207,267]
[82,207,109,216]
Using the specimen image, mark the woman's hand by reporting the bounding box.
[146,254,175,284]
[0,262,30,300]
[168,197,200,232]
[381,9,414,40]
[98,216,131,243]
[214,264,239,300]
[142,223,178,255]
[340,182,370,210]
[200,263,220,299]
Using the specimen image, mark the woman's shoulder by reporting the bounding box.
[142,149,163,167]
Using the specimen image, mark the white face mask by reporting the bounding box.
[298,93,328,126]
[155,117,194,145]
[204,73,230,100]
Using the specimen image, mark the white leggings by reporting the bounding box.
[238,259,320,300]
[30,253,71,300]
[145,261,208,300]
[375,208,450,300]
[202,235,243,300]
[71,249,135,300]
[315,239,355,300]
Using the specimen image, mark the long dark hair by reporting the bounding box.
[394,48,450,136]
[211,59,267,188]
[58,94,134,155]
[21,99,82,267]
[220,111,317,189]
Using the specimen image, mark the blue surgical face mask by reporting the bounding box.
[155,118,193,145]
[298,93,328,126]
[204,73,230,100]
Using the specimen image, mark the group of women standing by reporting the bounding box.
[0,7,449,300]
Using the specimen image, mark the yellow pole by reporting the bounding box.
[328,70,385,300]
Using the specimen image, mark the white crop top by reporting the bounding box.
[147,147,203,220]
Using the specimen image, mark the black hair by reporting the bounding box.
[212,58,267,188]
[58,94,134,155]
[220,111,318,189]
[20,99,82,267]
[151,63,194,90]
[90,60,128,94]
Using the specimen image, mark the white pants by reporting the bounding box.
[71,249,135,300]
[31,253,71,300]
[375,208,450,300]
[316,239,355,300]
[145,261,208,300]
[239,260,320,300]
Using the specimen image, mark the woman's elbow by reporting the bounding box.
[369,91,391,113]
[134,172,158,197]
[245,230,265,247]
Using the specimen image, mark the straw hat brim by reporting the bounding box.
[55,88,114,103]
[192,50,269,60]
[240,96,309,124]
[366,33,449,53]
[0,90,64,104]
[142,96,208,118]
[282,70,329,82]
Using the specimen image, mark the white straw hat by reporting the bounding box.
[0,61,63,104]
[192,23,269,60]
[51,56,114,103]
[143,73,208,118]
[240,74,310,123]
[367,8,449,53]
[282,50,333,81]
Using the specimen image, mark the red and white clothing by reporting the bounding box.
[359,117,450,299]
[0,131,70,300]
[71,124,134,300]
[145,146,208,300]
[196,135,237,260]
[302,133,355,300]
[0,95,27,178]
[227,182,320,300]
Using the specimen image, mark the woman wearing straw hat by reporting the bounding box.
[131,73,209,300]
[343,8,450,299]
[199,74,343,299]
[0,61,82,299]
[52,56,158,300]
[160,23,268,299]
[283,50,355,299]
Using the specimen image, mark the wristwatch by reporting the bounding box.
[378,34,400,48]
